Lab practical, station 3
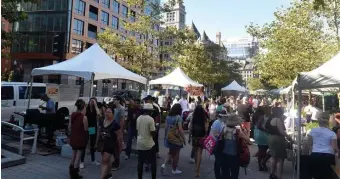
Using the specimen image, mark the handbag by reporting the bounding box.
[203,136,215,155]
[167,116,183,146]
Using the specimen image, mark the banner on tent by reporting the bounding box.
[46,84,60,102]
[185,86,204,96]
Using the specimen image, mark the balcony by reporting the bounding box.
[89,5,98,21]
[88,24,97,39]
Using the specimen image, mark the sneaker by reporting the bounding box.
[172,169,182,175]
[160,164,165,173]
[111,165,120,171]
[189,158,195,164]
[92,161,100,166]
[79,162,84,169]
[125,155,129,160]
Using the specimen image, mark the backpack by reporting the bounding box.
[236,128,250,175]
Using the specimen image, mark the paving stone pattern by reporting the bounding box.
[1,129,294,179]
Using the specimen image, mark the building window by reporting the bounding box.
[112,16,119,29]
[93,0,99,3]
[180,13,185,23]
[89,5,98,21]
[113,0,119,14]
[74,0,85,16]
[71,39,83,54]
[130,10,136,22]
[122,5,128,18]
[102,0,109,9]
[86,42,93,48]
[101,11,109,25]
[73,19,84,35]
[88,24,97,39]
[166,12,175,22]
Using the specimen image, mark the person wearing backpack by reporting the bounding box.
[210,109,228,179]
[217,114,250,179]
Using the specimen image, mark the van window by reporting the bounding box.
[19,86,46,99]
[1,86,14,100]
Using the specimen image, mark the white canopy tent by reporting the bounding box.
[31,43,147,83]
[221,80,247,92]
[297,52,340,90]
[149,67,203,87]
[293,52,340,179]
[28,43,147,108]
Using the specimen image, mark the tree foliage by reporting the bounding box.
[98,0,181,77]
[169,29,242,85]
[247,77,264,91]
[247,1,338,88]
[1,0,38,51]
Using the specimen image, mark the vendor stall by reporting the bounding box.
[294,52,340,179]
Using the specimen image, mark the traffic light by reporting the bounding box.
[53,32,66,60]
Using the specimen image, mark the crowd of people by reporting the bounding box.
[66,93,340,179]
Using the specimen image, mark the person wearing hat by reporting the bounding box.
[143,95,161,161]
[172,95,180,107]
[210,108,228,179]
[308,112,339,179]
[219,114,249,179]
[136,103,157,179]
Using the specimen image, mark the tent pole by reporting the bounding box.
[89,74,94,97]
[322,93,325,112]
[27,76,34,109]
[297,88,302,179]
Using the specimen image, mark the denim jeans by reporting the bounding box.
[125,127,137,157]
[221,154,239,179]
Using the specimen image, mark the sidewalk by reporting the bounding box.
[1,128,295,179]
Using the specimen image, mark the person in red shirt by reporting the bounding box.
[69,99,88,179]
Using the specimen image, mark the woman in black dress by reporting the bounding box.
[190,105,209,178]
[96,107,120,179]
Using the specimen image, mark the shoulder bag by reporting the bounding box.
[167,115,183,146]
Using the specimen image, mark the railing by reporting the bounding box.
[89,12,98,21]
[88,31,97,39]
[1,121,39,155]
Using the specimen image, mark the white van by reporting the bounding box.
[1,82,111,122]
[1,82,79,122]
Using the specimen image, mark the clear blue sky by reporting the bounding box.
[184,0,291,40]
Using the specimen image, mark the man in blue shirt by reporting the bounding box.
[210,108,228,179]
[40,94,55,114]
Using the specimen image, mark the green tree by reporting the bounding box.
[317,0,340,49]
[247,77,264,91]
[170,29,242,86]
[98,0,180,77]
[247,1,338,87]
[1,0,38,52]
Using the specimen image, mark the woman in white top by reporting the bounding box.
[308,112,338,179]
[189,97,196,112]
[209,98,217,120]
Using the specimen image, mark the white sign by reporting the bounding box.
[59,85,80,101]
[46,84,60,102]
